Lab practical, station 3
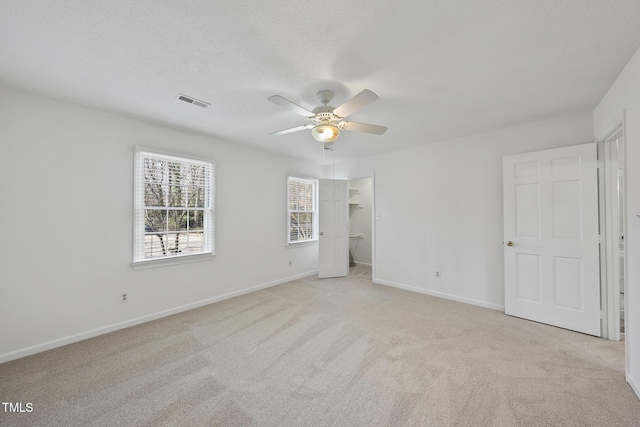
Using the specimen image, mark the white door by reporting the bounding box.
[318,179,349,278]
[503,143,601,336]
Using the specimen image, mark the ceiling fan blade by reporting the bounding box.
[269,124,314,136]
[268,95,314,117]
[341,121,387,135]
[333,89,379,118]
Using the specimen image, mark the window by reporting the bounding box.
[133,150,214,266]
[287,177,318,245]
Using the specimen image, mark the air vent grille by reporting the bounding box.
[177,94,210,109]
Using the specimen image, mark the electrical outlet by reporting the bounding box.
[120,292,128,303]
[289,260,292,266]
[435,271,441,278]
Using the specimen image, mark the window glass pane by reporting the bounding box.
[289,212,299,242]
[168,210,187,232]
[145,209,167,234]
[167,161,184,185]
[293,182,313,211]
[188,209,204,230]
[144,183,165,206]
[187,186,205,208]
[145,233,170,258]
[160,231,206,255]
[289,181,301,210]
[144,159,166,183]
[181,232,204,253]
[161,232,182,255]
[290,212,313,242]
[167,185,185,207]
[188,164,207,187]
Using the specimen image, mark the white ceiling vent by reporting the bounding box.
[177,94,210,109]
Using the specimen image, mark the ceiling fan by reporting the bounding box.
[268,89,387,147]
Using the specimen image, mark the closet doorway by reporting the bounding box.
[347,177,374,273]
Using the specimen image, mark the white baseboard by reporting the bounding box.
[373,278,505,312]
[628,371,640,401]
[0,270,317,364]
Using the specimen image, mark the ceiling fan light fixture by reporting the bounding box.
[312,124,339,143]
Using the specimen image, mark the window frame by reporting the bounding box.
[132,149,215,269]
[287,176,318,246]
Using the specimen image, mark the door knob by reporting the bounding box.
[506,241,514,247]
[319,232,324,236]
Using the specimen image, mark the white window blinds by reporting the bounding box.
[134,150,214,264]
[287,177,317,244]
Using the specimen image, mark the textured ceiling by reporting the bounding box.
[2,0,640,164]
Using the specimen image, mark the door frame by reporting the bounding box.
[598,123,626,341]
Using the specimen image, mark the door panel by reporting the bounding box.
[553,256,583,310]
[318,179,348,278]
[516,253,542,303]
[504,143,600,336]
[515,183,541,237]
[551,180,582,239]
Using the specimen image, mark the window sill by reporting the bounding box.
[132,253,215,270]
[287,240,318,249]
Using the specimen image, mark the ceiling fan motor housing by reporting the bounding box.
[312,110,340,125]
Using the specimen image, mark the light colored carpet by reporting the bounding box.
[1,265,639,426]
